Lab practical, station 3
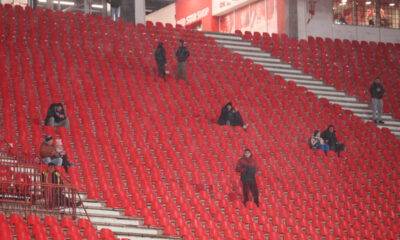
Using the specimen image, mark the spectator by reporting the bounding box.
[339,16,348,24]
[370,78,385,124]
[44,163,81,208]
[44,103,70,128]
[311,130,329,155]
[175,39,190,83]
[154,42,167,81]
[217,102,249,130]
[39,135,71,172]
[321,125,345,156]
[108,0,122,22]
[235,149,259,207]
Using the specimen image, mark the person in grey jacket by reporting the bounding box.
[175,39,190,83]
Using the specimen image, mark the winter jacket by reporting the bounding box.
[370,82,385,99]
[108,0,121,8]
[175,46,190,62]
[39,141,60,159]
[155,45,166,65]
[217,104,244,127]
[235,156,258,182]
[321,126,338,149]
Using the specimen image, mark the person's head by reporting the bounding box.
[45,135,53,145]
[328,125,335,133]
[244,149,252,158]
[226,102,233,111]
[158,42,163,48]
[179,39,184,47]
[313,130,320,137]
[55,103,63,112]
[375,78,380,83]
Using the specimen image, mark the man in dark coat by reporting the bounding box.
[321,125,345,156]
[369,78,385,124]
[154,42,167,81]
[108,0,122,22]
[175,39,190,83]
[235,149,259,207]
[217,102,248,129]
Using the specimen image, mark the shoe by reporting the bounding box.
[243,124,249,130]
[378,120,384,124]
[373,120,377,124]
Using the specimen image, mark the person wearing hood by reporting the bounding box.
[154,42,167,81]
[217,102,249,130]
[235,149,259,207]
[175,39,190,83]
[321,125,345,155]
[311,130,330,155]
[369,78,385,124]
[44,103,70,128]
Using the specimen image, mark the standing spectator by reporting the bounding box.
[175,39,190,83]
[108,0,122,22]
[321,125,345,156]
[154,42,167,81]
[217,102,249,129]
[44,103,70,128]
[235,149,259,207]
[311,130,329,155]
[370,78,385,124]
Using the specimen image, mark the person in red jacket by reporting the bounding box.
[235,149,259,207]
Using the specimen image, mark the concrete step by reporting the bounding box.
[233,50,272,58]
[88,216,143,226]
[319,95,358,102]
[203,32,242,41]
[329,101,369,108]
[254,61,293,68]
[76,206,125,217]
[96,225,160,235]
[115,233,181,240]
[310,89,346,96]
[214,39,251,46]
[287,79,324,85]
[263,66,303,74]
[297,84,336,91]
[220,44,263,52]
[275,73,313,80]
[242,55,280,63]
[354,113,393,120]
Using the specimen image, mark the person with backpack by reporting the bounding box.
[235,149,259,207]
[154,42,167,81]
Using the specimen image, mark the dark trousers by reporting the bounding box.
[242,180,259,207]
[157,63,166,80]
[176,62,188,82]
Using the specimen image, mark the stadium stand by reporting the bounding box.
[0,3,400,240]
[206,30,400,138]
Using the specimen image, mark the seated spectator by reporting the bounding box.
[311,130,329,155]
[44,103,70,128]
[217,102,249,130]
[44,163,81,208]
[39,135,71,172]
[321,125,345,156]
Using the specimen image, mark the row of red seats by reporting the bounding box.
[1,4,399,239]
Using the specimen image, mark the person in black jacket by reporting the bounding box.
[217,102,248,129]
[44,103,70,128]
[175,39,190,83]
[321,125,345,156]
[108,0,122,22]
[370,78,385,124]
[235,149,259,207]
[154,42,167,81]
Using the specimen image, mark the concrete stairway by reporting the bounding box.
[203,31,400,138]
[77,193,181,240]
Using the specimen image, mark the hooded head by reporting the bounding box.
[244,149,252,158]
[158,42,163,48]
[179,39,184,46]
[225,102,233,111]
[328,125,335,133]
[45,135,53,144]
